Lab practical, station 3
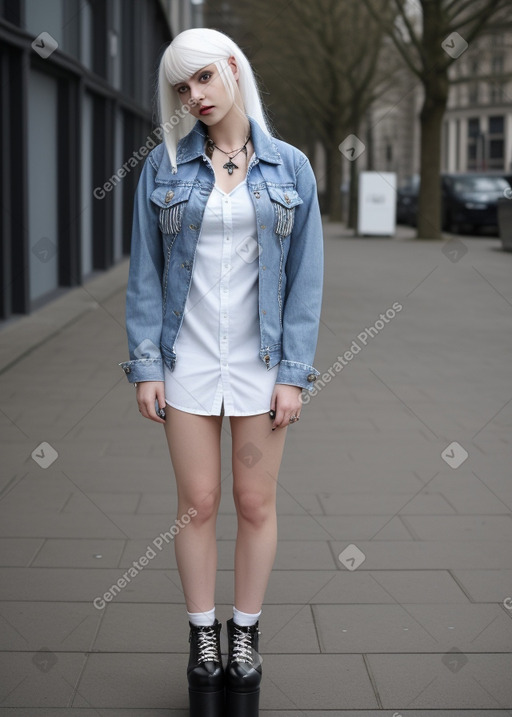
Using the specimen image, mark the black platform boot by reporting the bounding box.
[225,618,262,717]
[187,619,224,717]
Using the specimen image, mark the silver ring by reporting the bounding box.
[289,415,299,423]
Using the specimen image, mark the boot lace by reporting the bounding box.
[231,625,257,664]
[196,627,219,663]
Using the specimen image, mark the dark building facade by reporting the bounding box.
[0,0,172,321]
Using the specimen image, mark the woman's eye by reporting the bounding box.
[177,86,188,94]
[200,72,212,82]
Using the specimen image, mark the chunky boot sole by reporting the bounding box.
[188,688,224,717]
[225,687,260,717]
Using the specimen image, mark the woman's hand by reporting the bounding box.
[136,381,166,424]
[270,384,303,430]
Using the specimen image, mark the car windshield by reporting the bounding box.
[452,176,509,193]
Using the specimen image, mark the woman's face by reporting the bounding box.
[173,58,239,126]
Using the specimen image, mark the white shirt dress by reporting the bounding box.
[164,179,279,416]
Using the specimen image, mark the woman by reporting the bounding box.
[119,27,323,717]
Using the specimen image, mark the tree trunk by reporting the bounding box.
[348,159,359,231]
[326,138,343,221]
[417,91,447,239]
[416,0,449,239]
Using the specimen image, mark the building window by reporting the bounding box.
[488,115,505,170]
[467,118,480,170]
[491,54,504,74]
[489,81,505,104]
[468,82,479,105]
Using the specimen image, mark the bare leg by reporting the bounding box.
[230,414,287,614]
[163,405,223,615]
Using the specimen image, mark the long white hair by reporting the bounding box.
[158,28,272,173]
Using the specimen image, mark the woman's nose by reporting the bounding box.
[189,84,204,102]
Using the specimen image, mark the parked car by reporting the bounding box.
[442,174,511,234]
[396,175,419,225]
[396,173,512,234]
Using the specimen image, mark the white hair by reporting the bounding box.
[158,28,272,173]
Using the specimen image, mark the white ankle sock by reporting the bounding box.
[187,606,216,626]
[233,606,261,627]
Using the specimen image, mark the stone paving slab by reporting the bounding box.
[451,570,512,603]
[366,653,512,709]
[313,603,512,652]
[0,601,100,651]
[329,540,512,570]
[311,570,470,603]
[0,652,88,707]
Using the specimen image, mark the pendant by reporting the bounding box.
[223,159,238,175]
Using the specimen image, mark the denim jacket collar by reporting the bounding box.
[170,116,282,170]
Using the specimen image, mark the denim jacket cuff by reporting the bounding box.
[118,358,164,383]
[275,360,320,391]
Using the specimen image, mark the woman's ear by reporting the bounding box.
[227,55,239,81]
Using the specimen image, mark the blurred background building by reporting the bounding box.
[0,0,202,323]
[1,0,510,323]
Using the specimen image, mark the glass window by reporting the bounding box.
[27,69,59,302]
[80,0,93,69]
[468,118,480,137]
[81,93,93,278]
[489,139,504,161]
[489,116,504,134]
[25,0,63,48]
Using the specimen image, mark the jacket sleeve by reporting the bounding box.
[118,156,165,383]
[275,155,324,391]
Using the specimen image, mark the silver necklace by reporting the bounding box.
[205,134,251,175]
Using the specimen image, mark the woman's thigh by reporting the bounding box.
[163,405,224,509]
[230,413,287,502]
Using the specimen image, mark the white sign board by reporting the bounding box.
[357,172,397,236]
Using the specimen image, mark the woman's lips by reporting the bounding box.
[199,106,214,115]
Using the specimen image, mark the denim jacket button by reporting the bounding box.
[284,193,291,203]
[165,190,174,203]
[254,191,260,199]
[189,224,198,230]
[307,373,317,382]
[123,366,131,374]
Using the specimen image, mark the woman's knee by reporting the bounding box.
[180,486,220,525]
[234,490,276,527]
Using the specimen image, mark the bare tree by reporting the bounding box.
[361,0,511,238]
[205,0,396,221]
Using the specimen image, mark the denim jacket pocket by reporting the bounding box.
[267,186,303,238]
[150,184,193,236]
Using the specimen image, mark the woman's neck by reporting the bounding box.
[205,107,250,152]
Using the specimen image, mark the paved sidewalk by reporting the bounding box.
[0,222,511,715]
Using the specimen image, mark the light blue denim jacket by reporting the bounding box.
[119,116,323,390]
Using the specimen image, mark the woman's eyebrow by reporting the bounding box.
[173,67,213,88]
